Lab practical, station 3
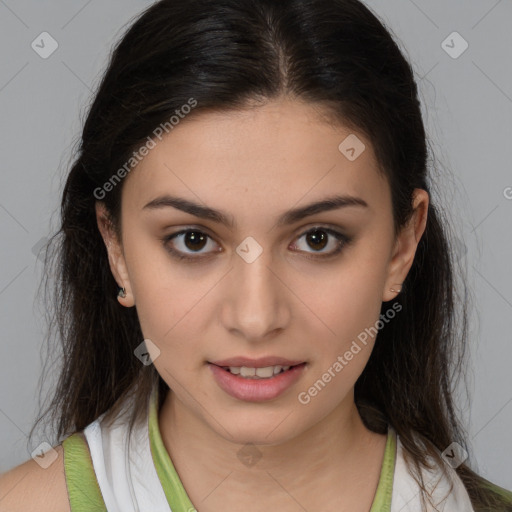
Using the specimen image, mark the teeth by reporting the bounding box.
[225,365,293,378]
[255,366,274,378]
[240,366,256,377]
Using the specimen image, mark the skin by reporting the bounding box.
[95,96,429,512]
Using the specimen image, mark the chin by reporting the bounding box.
[208,411,306,448]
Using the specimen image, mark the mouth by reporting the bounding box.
[207,361,308,402]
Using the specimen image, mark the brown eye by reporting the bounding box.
[291,227,351,259]
[182,231,208,251]
[163,229,220,261]
[305,229,329,251]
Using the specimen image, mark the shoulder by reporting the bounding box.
[0,443,71,512]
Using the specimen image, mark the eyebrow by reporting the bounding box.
[142,194,369,228]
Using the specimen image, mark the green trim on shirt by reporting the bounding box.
[149,386,198,511]
[62,433,108,512]
[149,385,397,512]
[479,476,512,506]
[370,426,397,511]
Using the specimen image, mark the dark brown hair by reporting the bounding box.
[30,0,512,510]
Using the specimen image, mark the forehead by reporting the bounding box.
[121,98,389,218]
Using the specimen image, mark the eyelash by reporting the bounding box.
[161,227,352,263]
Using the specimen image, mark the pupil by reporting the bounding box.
[307,230,327,251]
[185,231,207,251]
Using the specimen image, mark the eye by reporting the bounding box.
[290,227,351,260]
[162,226,352,262]
[162,229,221,261]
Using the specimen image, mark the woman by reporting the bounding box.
[1,0,511,510]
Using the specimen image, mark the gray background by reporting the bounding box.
[0,0,511,491]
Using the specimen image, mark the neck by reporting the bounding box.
[158,389,387,511]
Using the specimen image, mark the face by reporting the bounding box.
[97,97,428,446]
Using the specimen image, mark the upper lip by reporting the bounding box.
[209,357,305,368]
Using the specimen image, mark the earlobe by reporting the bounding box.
[382,235,406,302]
[95,202,135,307]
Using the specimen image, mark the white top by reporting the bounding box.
[83,395,475,512]
[84,410,171,512]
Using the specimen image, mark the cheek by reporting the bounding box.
[297,246,390,399]
[307,256,388,344]
[122,231,202,349]
[297,276,386,411]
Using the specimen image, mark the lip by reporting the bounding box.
[208,362,307,402]
[209,356,305,368]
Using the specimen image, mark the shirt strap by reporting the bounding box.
[370,426,397,512]
[149,385,197,511]
[478,476,512,505]
[62,432,108,512]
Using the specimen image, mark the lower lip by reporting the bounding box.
[208,363,307,402]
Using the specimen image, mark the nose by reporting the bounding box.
[219,247,290,342]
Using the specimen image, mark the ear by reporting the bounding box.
[382,188,429,302]
[95,201,135,307]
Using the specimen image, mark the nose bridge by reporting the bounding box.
[222,242,287,339]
